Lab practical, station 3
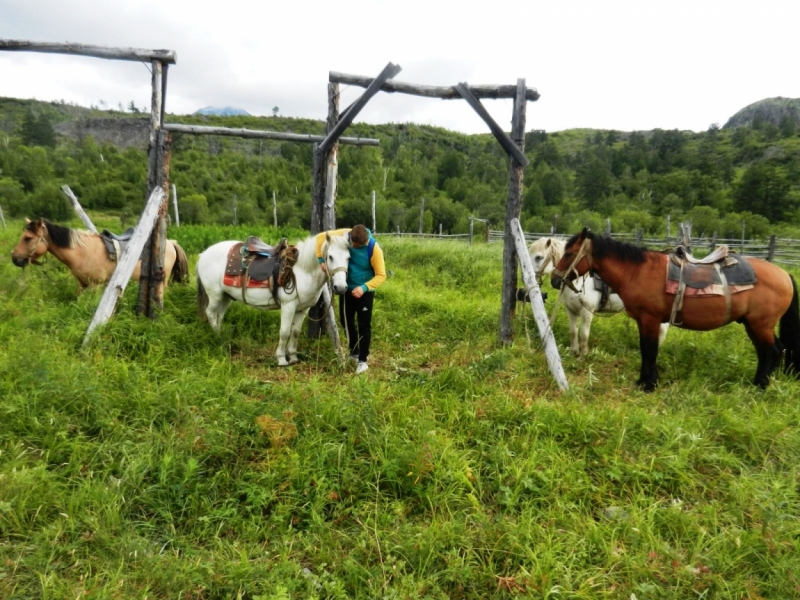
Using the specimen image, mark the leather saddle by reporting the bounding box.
[100,227,137,262]
[224,237,291,302]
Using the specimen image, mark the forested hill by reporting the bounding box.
[2,96,800,238]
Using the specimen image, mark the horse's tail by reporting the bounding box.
[197,267,209,322]
[169,240,190,284]
[779,275,800,375]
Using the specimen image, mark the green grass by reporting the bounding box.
[1,221,799,599]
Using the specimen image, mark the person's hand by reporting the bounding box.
[351,286,364,298]
[320,262,328,273]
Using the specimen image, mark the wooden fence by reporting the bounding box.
[381,229,800,267]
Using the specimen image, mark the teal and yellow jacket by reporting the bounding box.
[315,228,386,293]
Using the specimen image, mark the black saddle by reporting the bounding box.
[101,227,135,242]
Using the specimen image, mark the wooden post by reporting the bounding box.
[469,216,474,245]
[439,223,442,237]
[137,60,170,318]
[323,83,340,231]
[310,142,324,234]
[0,204,5,229]
[511,218,568,390]
[666,214,671,241]
[605,218,611,236]
[171,184,180,227]
[741,220,746,252]
[710,231,717,251]
[371,190,376,232]
[232,194,238,225]
[767,235,776,262]
[83,188,165,346]
[418,197,425,233]
[500,81,527,344]
[61,185,98,233]
[272,191,277,227]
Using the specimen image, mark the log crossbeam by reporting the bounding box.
[162,123,379,146]
[0,39,177,64]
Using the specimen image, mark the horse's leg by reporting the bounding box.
[275,304,297,367]
[206,292,232,333]
[636,316,662,392]
[743,321,781,388]
[579,307,593,357]
[286,310,308,365]
[657,323,669,347]
[566,306,581,357]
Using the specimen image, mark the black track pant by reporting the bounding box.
[339,291,374,362]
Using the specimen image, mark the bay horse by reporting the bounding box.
[529,236,668,356]
[551,228,800,391]
[196,233,350,366]
[11,218,189,292]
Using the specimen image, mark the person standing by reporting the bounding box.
[316,224,386,374]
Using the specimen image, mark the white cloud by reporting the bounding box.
[2,0,799,133]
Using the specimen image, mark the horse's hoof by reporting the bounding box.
[287,357,299,365]
[277,360,290,367]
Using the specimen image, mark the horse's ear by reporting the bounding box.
[25,218,31,224]
[325,232,331,243]
[580,227,590,239]
[545,239,551,248]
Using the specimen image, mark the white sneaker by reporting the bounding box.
[348,354,359,364]
[356,361,369,375]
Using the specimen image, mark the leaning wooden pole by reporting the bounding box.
[500,79,527,344]
[510,218,568,391]
[61,185,98,233]
[83,188,165,347]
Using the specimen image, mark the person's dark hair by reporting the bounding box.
[350,224,368,246]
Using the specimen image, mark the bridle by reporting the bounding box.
[533,242,559,286]
[551,238,593,293]
[14,228,49,266]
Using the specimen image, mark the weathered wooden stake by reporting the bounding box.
[371,190,376,232]
[0,204,5,229]
[83,188,165,346]
[61,185,98,233]
[767,235,776,262]
[500,79,527,344]
[511,217,568,391]
[418,197,425,233]
[171,183,180,227]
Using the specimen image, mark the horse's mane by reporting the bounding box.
[567,231,648,264]
[293,233,349,271]
[34,219,93,249]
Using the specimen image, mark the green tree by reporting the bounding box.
[734,162,792,222]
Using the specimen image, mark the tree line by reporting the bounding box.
[1,97,799,239]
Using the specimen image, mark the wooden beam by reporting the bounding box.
[83,187,165,347]
[330,71,540,101]
[322,82,340,231]
[510,218,568,391]
[162,123,379,146]
[456,83,529,167]
[0,39,177,64]
[318,62,402,154]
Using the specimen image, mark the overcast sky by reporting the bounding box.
[2,0,799,135]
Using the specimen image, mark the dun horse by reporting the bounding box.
[551,228,800,391]
[11,218,189,293]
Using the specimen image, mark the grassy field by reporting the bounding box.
[1,219,799,599]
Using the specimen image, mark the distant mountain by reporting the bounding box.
[723,97,800,129]
[193,106,251,117]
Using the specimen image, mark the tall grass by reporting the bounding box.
[1,220,799,599]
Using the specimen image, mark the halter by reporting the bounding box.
[16,227,49,266]
[551,238,593,293]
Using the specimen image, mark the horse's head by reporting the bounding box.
[528,236,565,282]
[324,232,350,295]
[11,218,49,268]
[551,227,593,291]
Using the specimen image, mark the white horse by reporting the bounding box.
[196,233,350,366]
[529,236,669,356]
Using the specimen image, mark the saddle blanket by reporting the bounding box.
[223,274,271,289]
